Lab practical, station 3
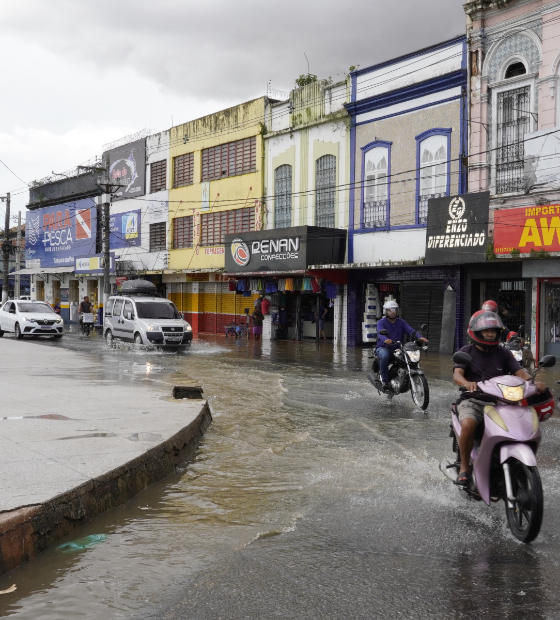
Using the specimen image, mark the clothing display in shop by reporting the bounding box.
[277,279,286,292]
[311,278,321,293]
[285,278,294,291]
[229,281,236,292]
[265,280,278,293]
[302,278,313,291]
[242,291,251,297]
[261,297,270,314]
[325,281,338,299]
[237,280,246,291]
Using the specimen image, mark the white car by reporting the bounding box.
[0,300,64,339]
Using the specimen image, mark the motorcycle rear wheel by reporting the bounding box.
[410,374,429,410]
[504,461,543,544]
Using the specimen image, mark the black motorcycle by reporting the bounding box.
[367,325,429,410]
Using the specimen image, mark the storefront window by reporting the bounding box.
[471,279,526,333]
[543,282,560,356]
[363,147,388,229]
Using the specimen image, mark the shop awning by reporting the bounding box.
[163,268,223,275]
[223,270,306,277]
[11,266,75,276]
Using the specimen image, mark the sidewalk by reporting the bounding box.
[0,338,211,575]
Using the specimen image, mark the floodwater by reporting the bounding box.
[0,331,560,619]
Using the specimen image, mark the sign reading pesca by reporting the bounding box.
[224,226,346,274]
[25,198,97,268]
[103,139,146,201]
[494,204,560,254]
[425,192,489,264]
[109,209,141,248]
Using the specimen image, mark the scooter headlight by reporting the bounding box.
[406,350,421,363]
[513,350,523,362]
[484,406,509,432]
[498,383,525,402]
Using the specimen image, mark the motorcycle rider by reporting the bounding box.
[376,300,428,390]
[453,311,547,486]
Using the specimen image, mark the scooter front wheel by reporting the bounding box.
[505,461,543,544]
[410,374,429,410]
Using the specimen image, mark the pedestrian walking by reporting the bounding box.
[252,306,264,341]
[319,301,328,341]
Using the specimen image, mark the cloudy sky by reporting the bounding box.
[0,0,465,216]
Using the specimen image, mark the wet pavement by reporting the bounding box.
[1,329,560,619]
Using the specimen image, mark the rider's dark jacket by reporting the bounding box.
[454,344,522,383]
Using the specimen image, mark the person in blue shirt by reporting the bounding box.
[376,300,428,389]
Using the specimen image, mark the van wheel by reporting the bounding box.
[105,330,115,348]
[0,330,4,337]
[14,323,23,339]
[134,333,143,346]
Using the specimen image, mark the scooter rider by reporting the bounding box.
[376,300,428,390]
[453,311,547,486]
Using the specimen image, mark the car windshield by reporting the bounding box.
[135,302,180,320]
[17,303,55,314]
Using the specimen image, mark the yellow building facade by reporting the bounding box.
[166,98,266,334]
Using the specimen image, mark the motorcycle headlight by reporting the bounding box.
[145,323,160,331]
[513,350,523,361]
[484,405,509,432]
[406,350,421,363]
[498,383,525,402]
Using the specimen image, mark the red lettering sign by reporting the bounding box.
[494,205,560,253]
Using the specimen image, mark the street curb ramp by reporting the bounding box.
[0,402,212,576]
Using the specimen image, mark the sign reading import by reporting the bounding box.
[425,192,489,264]
[224,226,346,274]
[494,204,560,254]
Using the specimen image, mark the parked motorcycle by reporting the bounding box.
[440,350,556,543]
[367,325,429,409]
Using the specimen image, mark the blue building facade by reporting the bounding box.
[344,36,468,348]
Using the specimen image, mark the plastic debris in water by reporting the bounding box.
[0,585,16,594]
[57,534,107,553]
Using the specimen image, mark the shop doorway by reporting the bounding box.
[471,280,526,334]
[401,281,443,352]
[36,280,44,301]
[542,281,560,357]
[69,280,79,303]
[53,280,61,306]
[87,280,98,305]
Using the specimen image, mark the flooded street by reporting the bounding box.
[1,332,560,619]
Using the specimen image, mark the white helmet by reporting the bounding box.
[383,300,399,315]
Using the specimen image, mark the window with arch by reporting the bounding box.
[274,164,292,228]
[363,147,388,228]
[418,133,449,224]
[505,61,526,79]
[315,155,336,228]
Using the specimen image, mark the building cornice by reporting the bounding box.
[464,0,514,17]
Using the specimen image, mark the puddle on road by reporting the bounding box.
[1,334,559,618]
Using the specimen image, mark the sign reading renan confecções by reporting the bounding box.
[494,204,560,254]
[224,226,346,274]
[425,192,490,265]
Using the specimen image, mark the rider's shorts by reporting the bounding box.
[457,398,487,425]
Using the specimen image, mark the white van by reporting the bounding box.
[103,280,192,347]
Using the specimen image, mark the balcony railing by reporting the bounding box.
[418,193,446,224]
[363,200,387,229]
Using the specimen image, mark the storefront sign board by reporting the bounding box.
[425,192,489,264]
[25,198,98,268]
[224,226,346,274]
[74,253,115,274]
[109,209,141,248]
[494,204,560,254]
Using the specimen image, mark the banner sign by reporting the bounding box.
[109,209,141,248]
[494,204,560,254]
[425,192,490,264]
[104,139,146,201]
[25,198,97,268]
[224,226,346,274]
[74,253,115,274]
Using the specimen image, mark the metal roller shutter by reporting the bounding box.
[400,281,444,352]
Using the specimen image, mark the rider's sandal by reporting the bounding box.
[455,471,471,487]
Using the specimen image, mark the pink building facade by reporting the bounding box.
[465,0,560,359]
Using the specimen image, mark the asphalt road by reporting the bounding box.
[1,330,560,620]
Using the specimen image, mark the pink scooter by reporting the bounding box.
[440,350,556,543]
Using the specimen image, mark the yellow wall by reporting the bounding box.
[168,97,266,271]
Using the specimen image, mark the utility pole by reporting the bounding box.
[96,171,125,325]
[0,193,10,303]
[15,211,21,299]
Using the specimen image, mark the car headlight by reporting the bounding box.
[22,317,35,323]
[406,350,421,363]
[145,323,160,331]
[484,405,509,432]
[185,323,192,332]
[498,383,525,402]
[56,319,63,324]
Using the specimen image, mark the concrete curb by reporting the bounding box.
[0,402,212,576]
